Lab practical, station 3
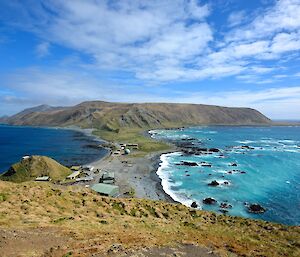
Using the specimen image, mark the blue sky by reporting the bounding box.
[0,0,300,119]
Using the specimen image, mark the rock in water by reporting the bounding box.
[220,202,232,209]
[208,180,219,186]
[191,201,198,208]
[181,161,198,166]
[247,204,266,214]
[203,197,217,205]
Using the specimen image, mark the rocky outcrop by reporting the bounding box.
[191,202,198,208]
[203,197,217,205]
[247,204,266,214]
[176,161,198,167]
[208,180,219,186]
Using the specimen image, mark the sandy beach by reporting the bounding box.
[89,149,176,202]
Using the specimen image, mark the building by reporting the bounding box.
[70,165,81,171]
[99,171,115,184]
[35,176,50,181]
[91,183,119,197]
[67,170,81,180]
[75,176,93,182]
[127,143,139,149]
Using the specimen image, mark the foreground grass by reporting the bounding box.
[0,181,299,257]
[93,128,171,156]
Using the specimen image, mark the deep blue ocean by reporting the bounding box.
[150,126,300,225]
[0,125,108,173]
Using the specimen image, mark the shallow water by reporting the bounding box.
[151,126,300,225]
[0,125,108,173]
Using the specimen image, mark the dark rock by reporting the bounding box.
[223,181,229,185]
[247,203,266,214]
[181,161,198,166]
[241,145,255,150]
[191,201,198,208]
[230,163,238,167]
[220,202,232,209]
[202,197,217,205]
[208,180,219,186]
[201,163,212,167]
[209,148,220,152]
[219,209,228,214]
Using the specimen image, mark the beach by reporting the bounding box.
[89,148,177,202]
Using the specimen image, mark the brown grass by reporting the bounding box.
[0,181,299,257]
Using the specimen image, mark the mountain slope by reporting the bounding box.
[0,181,299,257]
[0,156,71,183]
[4,101,271,129]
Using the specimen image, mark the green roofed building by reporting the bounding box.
[91,183,119,197]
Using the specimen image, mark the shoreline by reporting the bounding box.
[82,129,178,203]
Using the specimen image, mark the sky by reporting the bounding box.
[0,0,300,119]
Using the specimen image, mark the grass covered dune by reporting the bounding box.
[0,181,299,257]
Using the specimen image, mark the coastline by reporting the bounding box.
[80,128,178,202]
[88,146,178,202]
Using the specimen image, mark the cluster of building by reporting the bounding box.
[33,143,139,198]
[113,143,138,156]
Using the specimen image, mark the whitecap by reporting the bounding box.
[157,152,201,208]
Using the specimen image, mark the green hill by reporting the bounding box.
[0,156,72,183]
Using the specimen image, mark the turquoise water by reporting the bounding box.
[0,125,108,173]
[150,126,300,225]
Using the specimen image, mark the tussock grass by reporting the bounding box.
[0,181,299,257]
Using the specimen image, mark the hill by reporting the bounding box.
[2,101,272,155]
[0,156,72,183]
[4,101,271,129]
[0,181,298,257]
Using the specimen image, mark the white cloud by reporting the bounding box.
[0,0,300,119]
[35,42,50,58]
[2,67,300,119]
[227,10,246,27]
[1,0,300,82]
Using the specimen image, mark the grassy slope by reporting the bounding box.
[0,181,299,257]
[0,156,72,183]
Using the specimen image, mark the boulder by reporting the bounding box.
[191,201,198,208]
[219,209,228,214]
[181,161,198,166]
[220,202,232,209]
[202,197,217,205]
[241,145,255,150]
[208,180,219,186]
[247,203,266,214]
[209,148,220,152]
[230,163,238,167]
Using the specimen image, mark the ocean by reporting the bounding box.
[150,126,300,225]
[0,125,108,173]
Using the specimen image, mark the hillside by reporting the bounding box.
[0,156,72,183]
[0,181,299,257]
[4,101,271,129]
